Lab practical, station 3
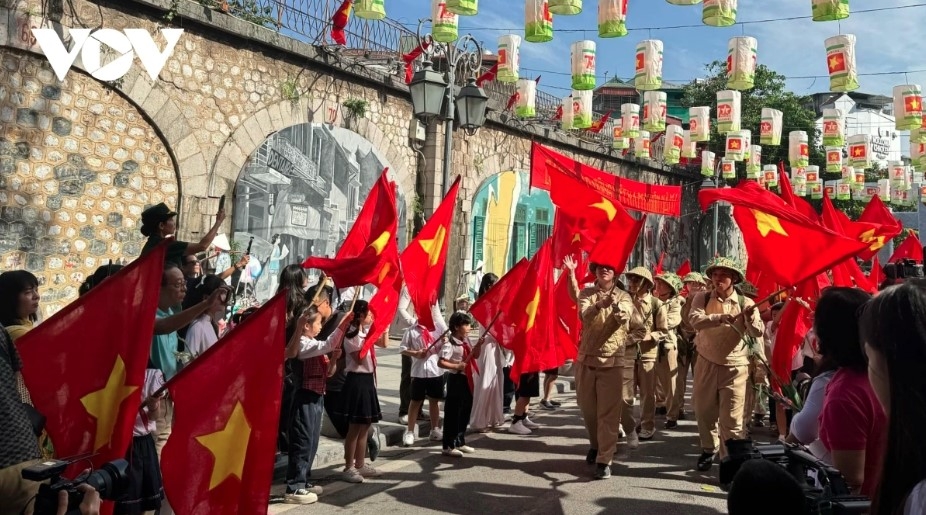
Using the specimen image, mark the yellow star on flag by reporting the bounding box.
[368,231,391,255]
[590,198,617,221]
[195,401,252,490]
[524,288,541,331]
[417,225,447,267]
[80,355,138,452]
[752,209,788,237]
[859,229,886,251]
[571,233,582,244]
[377,262,392,283]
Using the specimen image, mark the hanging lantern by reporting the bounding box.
[725,131,747,161]
[812,0,849,22]
[824,34,859,92]
[497,35,521,83]
[760,108,783,145]
[667,0,702,4]
[682,130,697,158]
[794,181,808,197]
[598,0,628,38]
[826,147,843,173]
[890,188,905,206]
[721,159,736,179]
[890,161,907,190]
[572,90,593,129]
[356,0,387,19]
[561,95,574,131]
[792,166,807,184]
[635,131,652,159]
[747,144,762,178]
[664,125,684,165]
[634,40,663,91]
[788,131,809,168]
[643,91,667,132]
[805,165,820,184]
[841,165,854,184]
[525,0,553,43]
[763,165,779,188]
[913,128,926,146]
[717,90,741,134]
[847,134,870,168]
[810,182,824,200]
[913,141,926,169]
[893,85,923,131]
[550,0,582,15]
[621,103,640,139]
[742,129,752,160]
[853,169,866,190]
[432,0,459,43]
[689,106,711,142]
[612,119,629,150]
[836,181,851,200]
[825,184,836,199]
[703,0,737,27]
[446,0,477,15]
[701,150,716,177]
[822,108,845,147]
[727,37,757,90]
[877,179,891,201]
[571,41,597,90]
[515,79,537,118]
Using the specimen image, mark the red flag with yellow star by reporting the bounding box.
[469,258,530,349]
[551,210,595,264]
[889,230,923,263]
[303,168,398,288]
[587,209,645,275]
[16,242,167,481]
[550,168,620,238]
[160,293,286,515]
[399,176,460,331]
[855,195,904,260]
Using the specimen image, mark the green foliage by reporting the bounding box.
[342,98,369,118]
[893,228,919,249]
[280,76,300,103]
[195,0,276,28]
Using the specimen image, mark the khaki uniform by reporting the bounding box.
[743,334,769,428]
[576,285,633,466]
[623,293,668,434]
[673,293,699,420]
[688,290,764,457]
[655,295,684,423]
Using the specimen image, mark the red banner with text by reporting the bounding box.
[530,142,682,217]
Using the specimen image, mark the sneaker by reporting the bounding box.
[639,429,656,441]
[508,420,532,435]
[594,463,612,480]
[627,431,640,449]
[368,426,381,462]
[398,414,409,425]
[697,451,716,472]
[429,428,443,441]
[665,420,678,429]
[458,445,476,454]
[442,448,463,457]
[342,467,364,483]
[357,464,382,477]
[522,416,540,429]
[585,448,598,464]
[549,399,562,407]
[539,400,556,410]
[283,489,319,504]
[402,431,415,447]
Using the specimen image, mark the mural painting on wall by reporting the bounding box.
[469,170,554,299]
[641,212,694,272]
[233,123,406,304]
[0,50,178,318]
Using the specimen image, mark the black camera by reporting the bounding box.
[23,458,129,515]
[895,258,924,279]
[720,439,870,514]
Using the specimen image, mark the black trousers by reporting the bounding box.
[502,366,516,413]
[442,374,472,450]
[399,354,412,416]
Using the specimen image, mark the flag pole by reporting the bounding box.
[309,275,329,305]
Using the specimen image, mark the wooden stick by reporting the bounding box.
[309,275,329,305]
[347,286,361,313]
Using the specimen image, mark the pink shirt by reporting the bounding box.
[818,368,886,496]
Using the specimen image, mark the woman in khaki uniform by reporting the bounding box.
[675,272,707,422]
[653,272,685,429]
[624,267,669,441]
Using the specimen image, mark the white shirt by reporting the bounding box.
[906,480,926,515]
[399,303,447,379]
[133,369,165,436]
[186,315,218,357]
[294,328,344,360]
[789,370,835,464]
[440,336,469,375]
[344,326,375,373]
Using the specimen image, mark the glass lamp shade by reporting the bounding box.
[409,61,448,119]
[455,80,489,132]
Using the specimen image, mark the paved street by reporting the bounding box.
[268,358,734,514]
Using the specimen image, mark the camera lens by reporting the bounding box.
[84,459,129,500]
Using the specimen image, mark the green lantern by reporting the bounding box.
[571,40,596,90]
[598,0,628,38]
[746,144,762,177]
[525,0,554,43]
[621,103,640,139]
[432,0,459,43]
[664,125,683,165]
[893,85,923,131]
[821,108,845,147]
[355,0,386,19]
[634,40,663,91]
[826,147,843,173]
[612,119,629,150]
[812,0,849,22]
[446,0,477,15]
[496,35,521,83]
[635,131,651,159]
[727,37,757,91]
[701,150,716,177]
[515,79,536,118]
[703,0,737,27]
[550,0,582,15]
[572,90,593,129]
[836,181,851,200]
[643,91,667,132]
[824,34,859,93]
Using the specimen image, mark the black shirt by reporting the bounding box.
[0,326,40,468]
[142,235,189,267]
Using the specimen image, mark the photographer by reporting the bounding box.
[56,484,100,515]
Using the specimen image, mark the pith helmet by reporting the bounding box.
[655,272,683,295]
[703,257,746,284]
[682,272,706,285]
[625,266,654,288]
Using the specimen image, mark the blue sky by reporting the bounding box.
[385,0,926,99]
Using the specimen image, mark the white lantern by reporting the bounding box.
[788,130,809,168]
[497,35,521,83]
[432,0,459,43]
[550,0,582,15]
[716,90,741,134]
[356,0,387,19]
[701,150,716,177]
[621,103,641,139]
[805,165,820,184]
[725,131,747,161]
[703,0,737,27]
[890,161,907,189]
[878,179,891,201]
[643,91,667,132]
[598,0,628,38]
[853,169,866,190]
[682,130,697,158]
[836,181,851,200]
[689,106,711,142]
[727,37,757,91]
[747,144,762,177]
[721,158,736,179]
[793,180,807,197]
[741,129,752,160]
[571,41,596,90]
[893,85,923,131]
[824,34,859,92]
[809,182,823,199]
[847,134,870,168]
[525,0,554,43]
[826,147,843,173]
[792,166,807,184]
[763,165,779,188]
[664,125,684,165]
[821,108,845,148]
[812,0,849,22]
[561,95,574,131]
[446,0,477,15]
[635,131,652,159]
[572,90,593,129]
[634,40,663,91]
[612,119,629,150]
[667,0,701,4]
[515,79,537,118]
[913,141,926,169]
[760,108,783,145]
[841,165,854,184]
